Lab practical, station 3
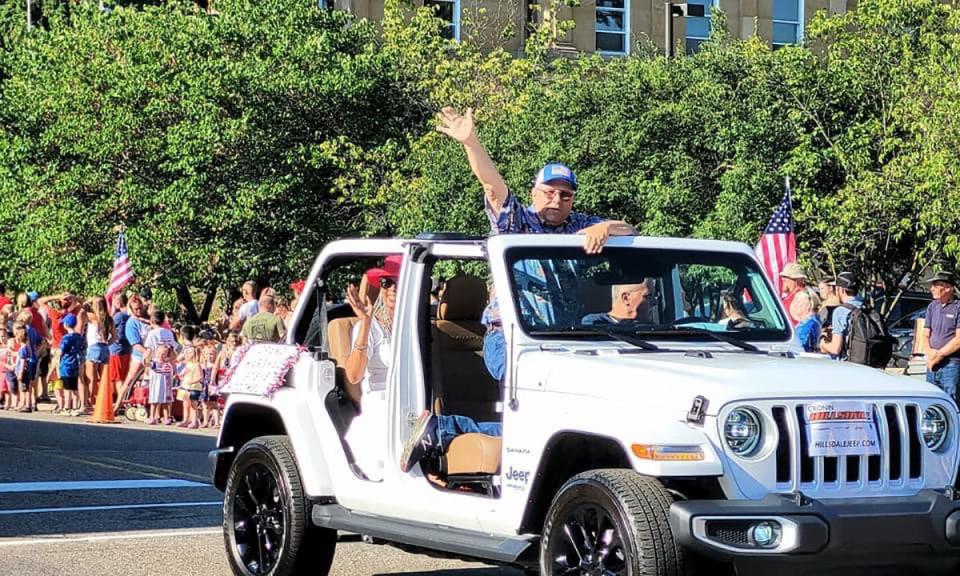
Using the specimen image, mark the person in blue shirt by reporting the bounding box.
[791,289,822,353]
[819,274,862,359]
[13,325,37,413]
[115,294,150,413]
[59,314,85,416]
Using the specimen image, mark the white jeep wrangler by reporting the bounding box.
[211,234,960,576]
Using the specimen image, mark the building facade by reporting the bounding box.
[329,0,856,55]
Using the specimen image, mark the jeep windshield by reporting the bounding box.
[506,246,790,343]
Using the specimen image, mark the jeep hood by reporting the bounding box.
[523,350,946,416]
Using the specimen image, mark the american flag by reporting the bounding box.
[755,183,797,295]
[106,231,134,303]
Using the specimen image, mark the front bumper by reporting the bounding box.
[670,490,960,575]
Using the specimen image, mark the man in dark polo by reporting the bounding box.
[920,271,960,400]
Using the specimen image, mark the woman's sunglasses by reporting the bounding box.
[379,278,397,289]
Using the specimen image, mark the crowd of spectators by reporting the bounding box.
[0,279,298,427]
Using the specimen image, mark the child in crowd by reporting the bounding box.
[59,314,84,416]
[13,324,37,413]
[177,346,202,429]
[199,343,218,428]
[0,328,13,410]
[147,344,175,425]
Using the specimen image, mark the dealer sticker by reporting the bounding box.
[804,401,880,457]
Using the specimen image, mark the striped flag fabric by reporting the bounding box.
[755,183,797,296]
[106,230,134,303]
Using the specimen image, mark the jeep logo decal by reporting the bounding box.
[505,467,530,484]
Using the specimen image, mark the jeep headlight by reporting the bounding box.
[725,407,763,457]
[921,405,949,452]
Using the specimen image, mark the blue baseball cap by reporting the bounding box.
[533,162,578,190]
[27,291,39,303]
[63,314,77,328]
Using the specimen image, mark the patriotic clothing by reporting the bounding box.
[148,360,175,404]
[755,188,797,296]
[486,191,602,235]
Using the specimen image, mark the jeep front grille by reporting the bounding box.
[770,402,924,492]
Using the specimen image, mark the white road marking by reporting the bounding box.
[0,479,209,493]
[0,501,222,516]
[0,527,222,547]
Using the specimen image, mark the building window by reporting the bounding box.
[425,0,461,40]
[596,0,630,55]
[684,0,714,54]
[772,0,802,47]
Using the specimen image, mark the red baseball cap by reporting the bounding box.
[365,255,403,284]
[289,279,305,295]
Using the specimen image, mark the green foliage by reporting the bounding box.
[0,0,427,317]
[2,0,960,321]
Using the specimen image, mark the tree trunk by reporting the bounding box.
[199,281,219,322]
[175,283,201,325]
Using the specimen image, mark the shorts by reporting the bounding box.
[85,343,109,364]
[61,376,79,392]
[17,372,33,392]
[38,353,50,376]
[189,390,202,402]
[2,372,14,392]
[108,354,130,383]
[50,379,64,391]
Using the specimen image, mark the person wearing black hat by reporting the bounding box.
[920,271,960,400]
[819,273,862,359]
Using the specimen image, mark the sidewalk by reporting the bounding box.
[0,401,219,436]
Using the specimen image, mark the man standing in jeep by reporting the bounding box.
[920,271,960,400]
[434,107,637,250]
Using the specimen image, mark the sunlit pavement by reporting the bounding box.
[0,410,519,576]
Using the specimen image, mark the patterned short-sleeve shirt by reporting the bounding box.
[486,191,603,235]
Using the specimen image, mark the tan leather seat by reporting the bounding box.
[327,317,361,371]
[430,275,502,477]
[446,433,502,475]
[431,275,499,423]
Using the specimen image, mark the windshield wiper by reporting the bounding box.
[534,326,660,351]
[657,326,760,352]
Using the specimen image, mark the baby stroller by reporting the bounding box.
[116,369,150,422]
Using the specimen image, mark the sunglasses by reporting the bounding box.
[379,278,397,289]
[539,188,575,201]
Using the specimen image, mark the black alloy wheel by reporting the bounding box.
[540,470,683,576]
[550,502,628,575]
[232,462,285,574]
[223,435,336,576]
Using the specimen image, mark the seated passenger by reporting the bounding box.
[581,281,652,325]
[343,256,401,481]
[718,292,754,330]
[401,409,501,473]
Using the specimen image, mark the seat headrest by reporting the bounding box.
[438,275,487,321]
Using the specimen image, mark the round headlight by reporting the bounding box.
[725,407,763,457]
[921,405,949,452]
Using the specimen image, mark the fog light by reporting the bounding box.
[749,521,781,548]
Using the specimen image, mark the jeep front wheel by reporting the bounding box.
[223,435,336,576]
[540,470,683,576]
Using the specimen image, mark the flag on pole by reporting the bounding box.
[106,230,134,303]
[755,181,797,296]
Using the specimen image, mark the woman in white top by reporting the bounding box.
[343,255,401,481]
[82,296,117,412]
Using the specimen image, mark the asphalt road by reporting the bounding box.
[0,408,518,576]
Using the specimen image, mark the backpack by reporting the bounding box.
[842,303,896,368]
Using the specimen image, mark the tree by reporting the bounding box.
[0,0,428,320]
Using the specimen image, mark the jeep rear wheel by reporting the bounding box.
[540,470,683,576]
[223,435,336,576]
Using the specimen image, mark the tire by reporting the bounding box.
[223,435,337,576]
[540,469,683,576]
[124,406,137,422]
[135,406,148,422]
